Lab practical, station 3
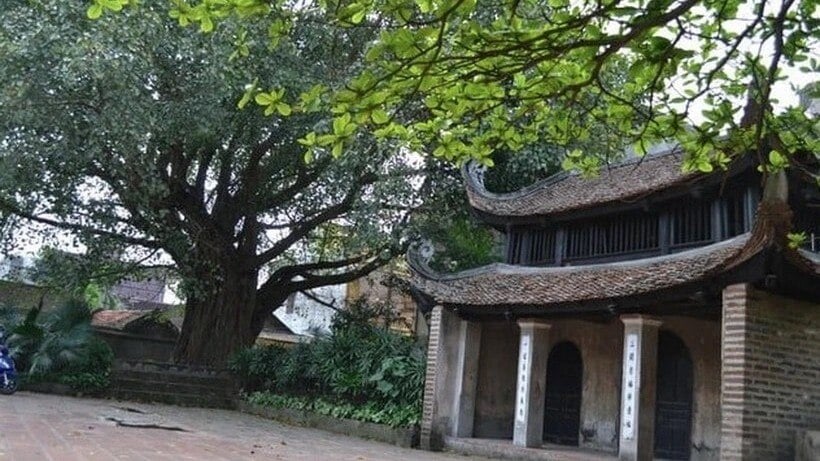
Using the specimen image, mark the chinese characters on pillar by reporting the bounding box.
[515,335,530,424]
[622,333,638,440]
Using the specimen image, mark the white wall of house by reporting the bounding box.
[273,284,345,336]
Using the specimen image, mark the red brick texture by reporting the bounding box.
[720,283,820,460]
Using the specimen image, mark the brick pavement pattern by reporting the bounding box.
[0,392,475,461]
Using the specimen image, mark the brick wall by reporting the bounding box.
[721,283,820,460]
[346,269,419,336]
[420,305,443,450]
[419,305,462,450]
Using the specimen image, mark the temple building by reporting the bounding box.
[408,149,820,461]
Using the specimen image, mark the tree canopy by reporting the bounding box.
[106,0,818,176]
[0,0,434,364]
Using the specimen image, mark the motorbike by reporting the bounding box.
[0,327,17,395]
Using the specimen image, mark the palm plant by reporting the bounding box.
[0,304,23,332]
[7,299,93,377]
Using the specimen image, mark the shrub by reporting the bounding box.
[228,344,288,392]
[57,371,109,394]
[2,300,113,392]
[245,391,421,428]
[56,337,114,393]
[231,300,425,424]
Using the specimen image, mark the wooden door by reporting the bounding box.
[654,331,693,460]
[543,342,583,446]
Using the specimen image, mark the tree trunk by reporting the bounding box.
[249,290,290,341]
[173,269,258,367]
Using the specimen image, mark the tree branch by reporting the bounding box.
[0,197,161,249]
[250,170,378,268]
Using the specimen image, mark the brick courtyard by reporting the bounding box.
[0,392,473,461]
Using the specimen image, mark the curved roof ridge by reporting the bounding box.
[408,233,750,283]
[464,146,704,217]
[463,145,682,201]
[406,233,777,307]
[798,248,820,269]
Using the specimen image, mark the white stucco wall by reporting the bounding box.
[273,284,346,336]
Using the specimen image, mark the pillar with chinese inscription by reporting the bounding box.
[513,319,551,448]
[618,315,662,461]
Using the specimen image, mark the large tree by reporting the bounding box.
[0,1,431,365]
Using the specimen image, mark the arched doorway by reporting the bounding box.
[654,331,694,460]
[543,341,583,446]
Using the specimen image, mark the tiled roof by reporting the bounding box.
[410,196,820,308]
[91,310,151,330]
[465,149,704,217]
[126,300,177,311]
[409,234,761,307]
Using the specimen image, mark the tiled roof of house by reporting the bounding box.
[126,300,177,311]
[409,195,820,308]
[409,234,758,307]
[111,278,166,304]
[91,310,151,330]
[464,148,704,217]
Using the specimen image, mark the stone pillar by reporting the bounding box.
[420,305,461,450]
[618,315,662,461]
[513,319,551,448]
[453,320,482,437]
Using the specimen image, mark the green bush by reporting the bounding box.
[56,337,113,393]
[228,344,288,392]
[57,371,109,394]
[2,300,113,392]
[246,391,421,428]
[231,300,425,426]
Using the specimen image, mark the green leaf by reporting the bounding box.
[297,132,317,146]
[100,0,125,11]
[276,102,292,116]
[370,109,389,125]
[787,232,807,249]
[333,113,353,135]
[350,10,366,24]
[237,79,259,110]
[255,93,274,106]
[697,160,713,173]
[87,3,103,19]
[199,16,214,33]
[416,0,433,13]
[768,150,788,168]
[332,141,344,157]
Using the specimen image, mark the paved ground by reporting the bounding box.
[0,392,474,461]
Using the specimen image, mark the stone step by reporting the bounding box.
[110,377,233,397]
[109,388,235,409]
[111,369,235,387]
[111,370,236,388]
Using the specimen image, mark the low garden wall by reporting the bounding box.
[109,360,238,408]
[237,399,419,448]
[94,329,176,362]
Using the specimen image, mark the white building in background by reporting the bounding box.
[273,284,346,336]
[0,255,36,284]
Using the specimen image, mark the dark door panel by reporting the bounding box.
[654,332,693,460]
[543,342,583,446]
